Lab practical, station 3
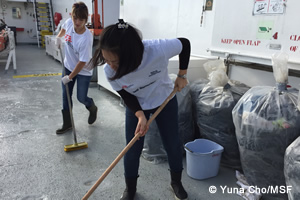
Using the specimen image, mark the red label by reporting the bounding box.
[221,39,261,46]
[65,34,72,43]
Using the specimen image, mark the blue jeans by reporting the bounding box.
[62,67,93,110]
[124,95,183,178]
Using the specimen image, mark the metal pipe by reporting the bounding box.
[208,49,300,77]
[227,59,300,78]
[208,48,300,66]
[102,0,104,27]
[93,0,99,29]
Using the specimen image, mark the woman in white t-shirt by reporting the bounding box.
[91,19,190,200]
[55,2,97,134]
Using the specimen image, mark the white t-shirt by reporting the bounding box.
[62,18,93,76]
[104,39,182,110]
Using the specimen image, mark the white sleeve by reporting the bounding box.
[103,64,122,91]
[159,38,182,59]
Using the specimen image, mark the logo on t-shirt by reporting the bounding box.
[65,34,79,56]
[149,70,161,77]
[65,34,72,43]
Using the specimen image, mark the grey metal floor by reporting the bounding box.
[0,45,243,200]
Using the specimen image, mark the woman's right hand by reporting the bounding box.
[135,110,148,137]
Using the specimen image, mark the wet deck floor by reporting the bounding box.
[0,45,243,200]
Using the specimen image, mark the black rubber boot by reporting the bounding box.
[87,100,97,124]
[120,177,138,200]
[56,110,72,134]
[170,171,188,200]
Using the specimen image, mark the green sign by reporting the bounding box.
[257,21,274,40]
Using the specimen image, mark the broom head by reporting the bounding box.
[64,142,88,152]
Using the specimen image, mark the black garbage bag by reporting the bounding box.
[195,60,249,169]
[190,78,209,139]
[169,74,195,148]
[284,136,300,200]
[232,53,300,200]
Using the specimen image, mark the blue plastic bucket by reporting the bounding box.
[184,139,224,180]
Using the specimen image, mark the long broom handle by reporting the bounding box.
[82,87,178,200]
[59,48,77,144]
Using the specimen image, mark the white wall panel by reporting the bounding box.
[121,0,180,39]
[102,0,120,27]
[177,0,215,57]
[122,0,215,57]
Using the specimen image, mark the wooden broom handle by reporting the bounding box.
[81,87,178,200]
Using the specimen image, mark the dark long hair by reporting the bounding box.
[90,20,144,80]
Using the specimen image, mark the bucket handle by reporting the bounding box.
[211,149,223,155]
[184,145,193,153]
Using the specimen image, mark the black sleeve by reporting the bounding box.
[177,38,191,70]
[117,89,142,114]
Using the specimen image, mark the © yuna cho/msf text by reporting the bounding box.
[219,185,292,194]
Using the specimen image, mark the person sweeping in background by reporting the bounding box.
[55,2,97,134]
[90,19,190,200]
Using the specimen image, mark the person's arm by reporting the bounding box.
[117,89,148,136]
[68,61,86,79]
[62,60,88,84]
[55,28,66,48]
[57,28,66,38]
[175,38,191,91]
[117,89,142,113]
